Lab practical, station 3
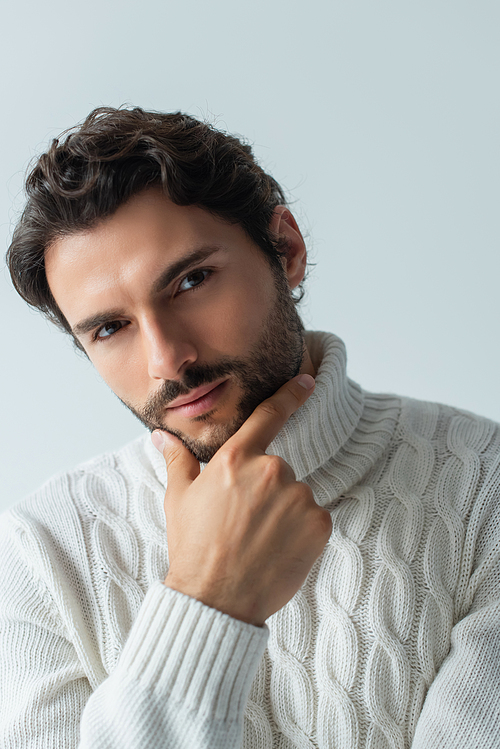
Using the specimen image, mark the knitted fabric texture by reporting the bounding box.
[1,332,499,748]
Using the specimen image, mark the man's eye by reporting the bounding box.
[95,321,127,340]
[178,269,210,293]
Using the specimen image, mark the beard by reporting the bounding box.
[120,266,305,462]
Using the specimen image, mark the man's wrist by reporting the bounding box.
[162,574,266,627]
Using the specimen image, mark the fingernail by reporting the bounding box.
[151,430,165,452]
[297,374,315,390]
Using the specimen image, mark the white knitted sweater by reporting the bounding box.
[1,332,500,749]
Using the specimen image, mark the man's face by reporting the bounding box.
[45,188,307,462]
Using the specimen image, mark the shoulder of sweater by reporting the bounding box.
[353,390,500,500]
[358,392,500,569]
[368,393,500,544]
[403,393,499,452]
[0,432,161,547]
[363,389,500,448]
[0,433,170,640]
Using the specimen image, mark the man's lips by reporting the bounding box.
[166,377,229,410]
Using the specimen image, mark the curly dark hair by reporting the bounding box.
[7,106,296,350]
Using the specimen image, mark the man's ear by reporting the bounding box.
[269,206,307,289]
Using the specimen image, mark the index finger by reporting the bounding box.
[230,373,315,454]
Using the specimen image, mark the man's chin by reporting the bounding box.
[160,419,242,463]
[119,393,243,462]
[172,434,222,463]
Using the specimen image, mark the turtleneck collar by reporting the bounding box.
[145,332,366,488]
[267,332,365,481]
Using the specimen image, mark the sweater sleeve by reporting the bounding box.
[411,600,500,748]
[0,517,268,748]
[411,458,500,749]
[79,583,268,747]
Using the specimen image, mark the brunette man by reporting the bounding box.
[2,106,500,748]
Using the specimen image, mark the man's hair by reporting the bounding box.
[7,106,296,350]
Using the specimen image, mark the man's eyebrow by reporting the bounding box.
[151,245,222,294]
[72,309,128,338]
[72,245,223,338]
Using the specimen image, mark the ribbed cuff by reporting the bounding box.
[118,581,268,721]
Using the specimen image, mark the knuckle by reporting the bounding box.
[217,443,240,472]
[315,508,333,538]
[292,486,332,536]
[261,454,286,480]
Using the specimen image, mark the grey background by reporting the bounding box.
[1,0,499,513]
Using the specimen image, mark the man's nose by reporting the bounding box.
[143,317,197,381]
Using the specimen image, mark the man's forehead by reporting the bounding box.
[46,191,206,266]
[45,193,214,291]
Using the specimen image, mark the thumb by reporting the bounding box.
[151,430,200,494]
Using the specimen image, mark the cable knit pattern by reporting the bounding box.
[314,487,375,749]
[1,332,500,749]
[364,403,436,749]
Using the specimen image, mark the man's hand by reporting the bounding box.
[152,374,332,627]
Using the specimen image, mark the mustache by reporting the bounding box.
[141,358,247,421]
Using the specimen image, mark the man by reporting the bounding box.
[2,106,500,749]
